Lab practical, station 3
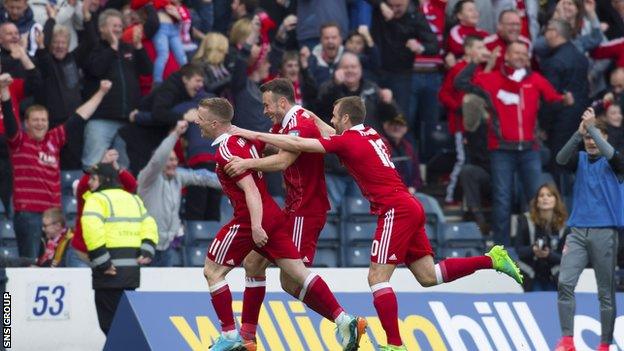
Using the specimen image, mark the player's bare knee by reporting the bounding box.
[243,255,268,276]
[279,272,298,296]
[368,266,392,286]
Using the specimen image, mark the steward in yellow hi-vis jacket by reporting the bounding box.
[81,162,158,335]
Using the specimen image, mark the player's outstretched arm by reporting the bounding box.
[231,126,326,154]
[236,175,268,247]
[225,150,299,177]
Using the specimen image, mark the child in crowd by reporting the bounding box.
[37,208,73,267]
[344,26,380,81]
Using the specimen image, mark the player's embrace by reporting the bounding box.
[232,96,523,350]
[193,97,366,351]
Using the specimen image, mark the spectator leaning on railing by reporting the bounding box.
[1,74,111,260]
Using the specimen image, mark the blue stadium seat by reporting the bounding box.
[312,246,339,267]
[415,193,446,225]
[185,246,208,267]
[344,244,371,267]
[0,246,18,259]
[425,223,437,243]
[62,196,78,215]
[0,219,16,243]
[319,222,339,241]
[184,221,221,245]
[220,197,233,221]
[439,247,483,258]
[344,221,376,242]
[439,222,484,248]
[272,196,285,208]
[327,197,340,221]
[61,170,83,195]
[343,196,373,220]
[0,201,5,217]
[170,248,184,267]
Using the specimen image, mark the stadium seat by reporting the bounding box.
[62,196,78,215]
[343,196,375,223]
[439,222,484,248]
[0,246,18,259]
[220,197,233,221]
[184,221,221,245]
[0,219,16,244]
[425,223,437,243]
[185,246,208,267]
[415,192,446,225]
[344,221,376,242]
[439,247,483,258]
[312,246,339,267]
[272,196,285,208]
[344,244,372,267]
[170,248,184,267]
[61,170,83,195]
[319,222,339,241]
[0,202,5,217]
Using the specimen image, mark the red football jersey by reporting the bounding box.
[318,125,412,215]
[270,106,330,216]
[212,133,282,223]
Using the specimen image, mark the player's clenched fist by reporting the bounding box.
[252,226,268,247]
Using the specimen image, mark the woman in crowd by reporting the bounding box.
[514,183,569,291]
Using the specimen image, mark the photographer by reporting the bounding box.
[513,183,569,291]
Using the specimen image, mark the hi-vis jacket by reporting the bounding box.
[82,188,158,289]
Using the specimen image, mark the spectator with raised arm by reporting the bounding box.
[483,9,532,70]
[367,0,438,128]
[82,9,152,170]
[138,120,221,267]
[0,0,40,56]
[554,108,622,351]
[455,41,574,247]
[307,22,345,86]
[1,74,111,259]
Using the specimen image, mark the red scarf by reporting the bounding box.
[37,228,67,266]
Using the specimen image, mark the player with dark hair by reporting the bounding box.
[222,78,331,348]
[194,97,366,351]
[231,96,523,351]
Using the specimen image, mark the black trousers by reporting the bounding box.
[94,288,134,335]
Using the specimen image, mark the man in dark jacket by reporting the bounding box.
[367,0,438,116]
[82,9,152,170]
[540,19,590,190]
[120,63,206,174]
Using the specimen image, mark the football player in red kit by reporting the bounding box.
[194,97,366,351]
[231,96,523,351]
[221,79,331,347]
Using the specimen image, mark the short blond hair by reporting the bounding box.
[199,98,234,122]
[193,32,229,65]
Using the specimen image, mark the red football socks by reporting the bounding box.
[241,276,266,340]
[209,281,235,332]
[437,256,493,283]
[296,274,344,321]
[372,282,402,346]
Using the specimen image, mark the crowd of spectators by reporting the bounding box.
[0,0,622,290]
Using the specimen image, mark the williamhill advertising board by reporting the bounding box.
[105,292,624,351]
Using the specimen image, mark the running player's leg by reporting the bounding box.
[368,262,402,348]
[205,222,255,350]
[240,251,271,346]
[276,258,367,350]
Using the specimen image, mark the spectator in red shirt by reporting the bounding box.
[484,9,532,70]
[69,149,138,266]
[445,0,489,60]
[591,38,624,68]
[1,75,111,259]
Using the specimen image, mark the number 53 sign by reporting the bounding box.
[27,283,70,320]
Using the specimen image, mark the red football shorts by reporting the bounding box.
[370,196,434,265]
[285,213,327,266]
[206,217,301,267]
